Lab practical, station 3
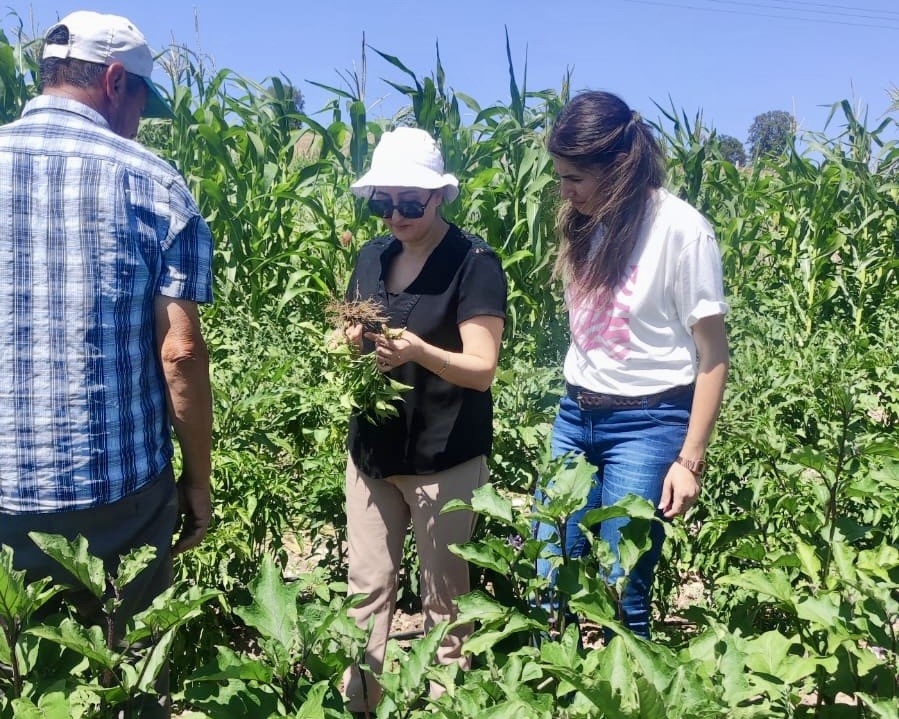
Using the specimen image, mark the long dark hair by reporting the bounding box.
[549,91,666,306]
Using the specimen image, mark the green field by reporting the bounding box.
[0,29,896,719]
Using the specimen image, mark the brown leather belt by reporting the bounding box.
[566,382,694,411]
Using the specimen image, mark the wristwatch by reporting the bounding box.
[675,455,707,479]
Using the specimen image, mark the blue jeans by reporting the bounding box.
[534,390,691,638]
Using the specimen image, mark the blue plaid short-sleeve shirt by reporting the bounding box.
[0,96,213,513]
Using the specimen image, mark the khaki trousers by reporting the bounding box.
[342,454,487,712]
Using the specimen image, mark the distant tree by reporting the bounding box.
[717,134,747,166]
[266,80,305,129]
[747,110,796,159]
[283,84,305,115]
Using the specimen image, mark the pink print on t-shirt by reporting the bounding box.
[569,266,638,360]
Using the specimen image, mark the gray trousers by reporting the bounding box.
[0,466,178,717]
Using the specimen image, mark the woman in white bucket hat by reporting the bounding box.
[341,127,507,713]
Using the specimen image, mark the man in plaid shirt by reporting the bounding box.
[0,11,213,716]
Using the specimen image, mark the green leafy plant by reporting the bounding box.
[183,556,365,717]
[0,534,217,718]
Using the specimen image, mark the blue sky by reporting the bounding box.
[7,0,898,145]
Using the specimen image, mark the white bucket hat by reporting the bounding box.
[351,127,459,202]
[42,11,173,119]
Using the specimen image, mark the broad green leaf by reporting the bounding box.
[182,678,281,719]
[857,693,899,719]
[471,483,515,524]
[683,626,757,704]
[0,623,10,665]
[10,698,42,719]
[794,594,847,634]
[541,664,609,712]
[233,555,300,649]
[0,546,58,623]
[378,625,445,703]
[0,545,26,617]
[598,636,638,715]
[127,584,220,642]
[27,533,105,600]
[611,494,661,520]
[112,545,158,594]
[861,441,899,459]
[617,518,655,576]
[857,544,899,583]
[666,663,725,718]
[27,690,86,719]
[132,629,176,693]
[717,569,795,604]
[787,447,831,475]
[634,675,668,719]
[538,454,594,519]
[463,612,536,655]
[743,631,831,684]
[451,540,513,576]
[612,629,679,694]
[27,619,117,669]
[568,571,618,623]
[294,680,330,718]
[480,699,554,719]
[579,505,631,529]
[455,590,512,624]
[830,540,858,584]
[539,623,581,669]
[794,540,822,582]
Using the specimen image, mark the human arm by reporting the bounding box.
[366,314,505,392]
[658,314,729,518]
[155,296,213,554]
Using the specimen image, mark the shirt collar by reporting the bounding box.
[22,95,112,131]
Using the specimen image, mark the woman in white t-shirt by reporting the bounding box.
[534,90,729,639]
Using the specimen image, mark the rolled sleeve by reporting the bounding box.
[676,232,728,330]
[157,181,213,304]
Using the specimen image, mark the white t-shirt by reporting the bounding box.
[564,187,728,396]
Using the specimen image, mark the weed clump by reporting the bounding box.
[324,297,411,423]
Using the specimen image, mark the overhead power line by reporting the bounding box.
[620,0,899,30]
[703,0,899,22]
[763,0,899,18]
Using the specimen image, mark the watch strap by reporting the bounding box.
[675,455,707,478]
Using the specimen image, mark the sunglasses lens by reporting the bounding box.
[396,201,425,219]
[367,198,393,218]
[367,193,432,219]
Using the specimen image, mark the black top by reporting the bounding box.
[346,223,508,478]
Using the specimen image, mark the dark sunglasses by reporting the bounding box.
[367,191,434,219]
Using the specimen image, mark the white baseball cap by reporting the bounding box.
[42,10,172,119]
[351,127,459,202]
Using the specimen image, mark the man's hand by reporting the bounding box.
[173,476,211,554]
